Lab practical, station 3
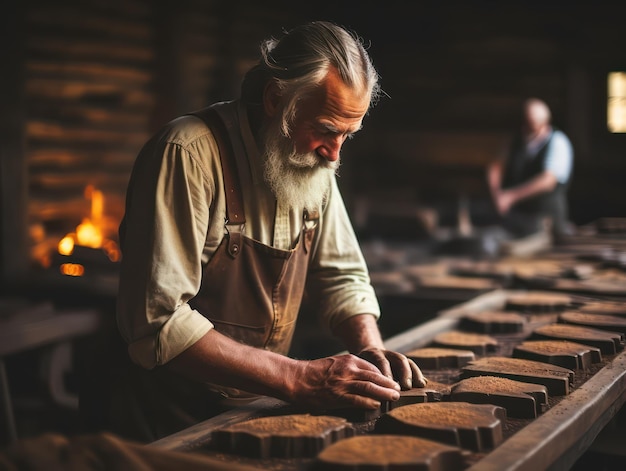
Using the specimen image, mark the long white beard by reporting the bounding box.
[262,120,339,211]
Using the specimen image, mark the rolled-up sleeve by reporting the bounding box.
[116,124,218,369]
[543,131,573,184]
[306,177,380,330]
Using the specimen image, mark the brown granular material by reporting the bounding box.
[460,356,573,396]
[559,311,626,330]
[406,347,475,358]
[418,275,497,290]
[375,402,505,452]
[316,434,464,467]
[449,376,548,419]
[433,331,499,354]
[506,292,572,311]
[461,311,528,334]
[512,340,602,371]
[535,324,621,340]
[434,331,498,346]
[516,340,599,355]
[464,356,573,378]
[386,402,503,428]
[212,414,354,459]
[533,324,623,354]
[466,311,526,323]
[405,347,476,369]
[221,414,347,436]
[579,302,626,316]
[451,375,546,395]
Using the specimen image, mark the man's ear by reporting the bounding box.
[263,80,281,117]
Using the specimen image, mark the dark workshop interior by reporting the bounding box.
[1,0,626,469]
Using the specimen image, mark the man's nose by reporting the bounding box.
[319,136,343,162]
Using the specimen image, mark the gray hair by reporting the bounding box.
[241,21,381,136]
[524,98,552,124]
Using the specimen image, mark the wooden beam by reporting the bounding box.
[0,1,28,282]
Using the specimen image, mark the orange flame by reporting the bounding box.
[57,185,121,273]
[60,263,85,277]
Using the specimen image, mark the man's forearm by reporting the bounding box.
[165,329,302,402]
[507,170,557,206]
[332,313,385,354]
[166,323,404,410]
[487,160,504,195]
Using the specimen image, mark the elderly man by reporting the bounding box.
[487,98,574,239]
[112,21,425,441]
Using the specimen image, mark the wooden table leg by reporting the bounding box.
[0,357,18,445]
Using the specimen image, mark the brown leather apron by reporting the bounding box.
[108,107,318,442]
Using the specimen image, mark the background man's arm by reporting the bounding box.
[495,170,557,215]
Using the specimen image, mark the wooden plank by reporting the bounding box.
[26,119,150,141]
[27,61,152,83]
[25,79,154,105]
[149,397,290,452]
[0,0,29,281]
[29,173,131,191]
[25,107,152,131]
[27,36,154,62]
[0,307,101,356]
[28,148,137,167]
[28,6,151,40]
[25,121,150,147]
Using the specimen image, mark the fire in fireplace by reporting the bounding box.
[51,185,121,279]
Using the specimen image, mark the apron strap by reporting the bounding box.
[189,107,244,257]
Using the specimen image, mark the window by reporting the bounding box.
[608,72,626,132]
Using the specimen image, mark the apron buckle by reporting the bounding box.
[224,220,245,258]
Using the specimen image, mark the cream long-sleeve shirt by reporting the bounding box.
[116,100,380,369]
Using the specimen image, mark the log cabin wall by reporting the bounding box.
[24,0,155,270]
[2,1,626,282]
[1,0,303,282]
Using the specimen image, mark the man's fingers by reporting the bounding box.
[335,393,381,410]
[341,380,400,406]
[355,377,400,400]
[350,365,399,391]
[409,359,427,387]
[360,349,426,391]
[385,353,414,390]
[357,350,392,379]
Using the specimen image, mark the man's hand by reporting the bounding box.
[493,171,558,216]
[357,347,426,390]
[169,315,428,413]
[289,354,401,410]
[494,189,515,215]
[331,314,427,395]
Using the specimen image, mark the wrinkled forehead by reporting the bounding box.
[315,68,370,121]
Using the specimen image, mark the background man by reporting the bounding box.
[487,98,574,240]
